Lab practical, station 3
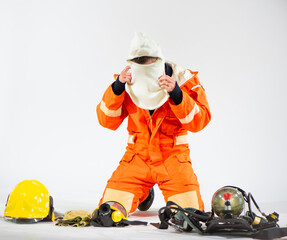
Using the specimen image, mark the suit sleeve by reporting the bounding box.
[96,76,128,130]
[169,70,211,133]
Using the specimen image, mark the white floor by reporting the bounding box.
[1,200,287,240]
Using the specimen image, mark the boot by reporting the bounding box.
[138,188,154,211]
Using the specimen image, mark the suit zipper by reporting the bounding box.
[146,109,157,133]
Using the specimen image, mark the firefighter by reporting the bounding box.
[96,32,211,214]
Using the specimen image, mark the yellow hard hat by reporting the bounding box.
[4,179,55,223]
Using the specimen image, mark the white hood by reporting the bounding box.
[126,32,168,110]
[127,32,164,60]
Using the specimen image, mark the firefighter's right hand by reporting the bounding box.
[119,66,132,84]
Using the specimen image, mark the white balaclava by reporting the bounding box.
[125,32,169,110]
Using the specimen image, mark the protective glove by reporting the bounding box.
[55,210,91,227]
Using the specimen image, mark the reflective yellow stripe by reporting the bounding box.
[102,188,134,213]
[100,101,122,117]
[175,134,189,145]
[178,104,200,124]
[168,191,199,209]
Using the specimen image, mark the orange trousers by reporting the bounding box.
[99,149,204,214]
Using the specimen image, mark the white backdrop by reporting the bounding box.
[1,0,287,212]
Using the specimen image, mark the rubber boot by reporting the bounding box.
[138,188,154,211]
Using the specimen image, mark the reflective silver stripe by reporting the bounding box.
[178,103,200,124]
[100,101,122,117]
[127,134,135,144]
[191,85,201,90]
[175,134,189,145]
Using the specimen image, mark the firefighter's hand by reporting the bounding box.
[119,66,132,84]
[158,75,176,92]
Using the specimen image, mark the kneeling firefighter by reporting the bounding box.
[4,179,55,223]
[96,32,211,216]
[154,186,287,239]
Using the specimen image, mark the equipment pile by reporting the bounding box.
[3,180,287,239]
[152,186,287,239]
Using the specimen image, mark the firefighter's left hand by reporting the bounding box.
[158,75,176,92]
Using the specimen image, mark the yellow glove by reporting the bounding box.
[56,210,91,227]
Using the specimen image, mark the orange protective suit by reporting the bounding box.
[96,66,211,214]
